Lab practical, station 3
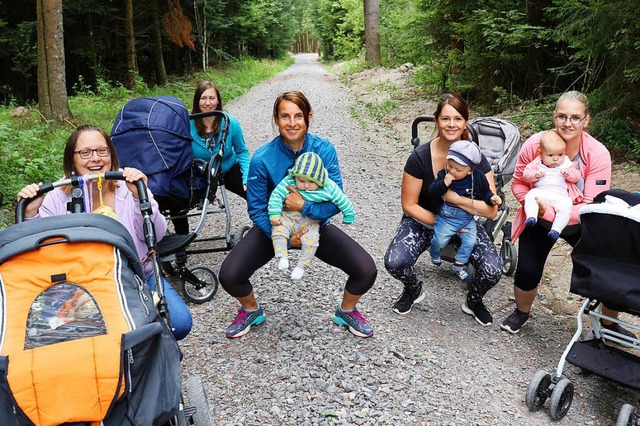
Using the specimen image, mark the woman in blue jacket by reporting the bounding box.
[191,80,250,199]
[218,91,377,339]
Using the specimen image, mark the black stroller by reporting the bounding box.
[111,96,249,304]
[410,116,521,275]
[0,172,211,425]
[525,189,640,423]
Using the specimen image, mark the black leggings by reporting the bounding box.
[219,224,377,298]
[170,163,246,234]
[384,216,502,303]
[514,223,580,291]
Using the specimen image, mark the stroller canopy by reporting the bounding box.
[570,190,640,314]
[111,96,193,199]
[468,117,521,181]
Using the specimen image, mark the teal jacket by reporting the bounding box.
[190,114,250,185]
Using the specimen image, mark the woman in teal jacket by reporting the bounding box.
[191,80,250,199]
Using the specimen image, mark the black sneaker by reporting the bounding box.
[461,300,493,326]
[500,308,530,334]
[393,282,425,315]
[600,320,638,339]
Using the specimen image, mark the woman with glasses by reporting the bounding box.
[17,125,193,340]
[500,91,630,337]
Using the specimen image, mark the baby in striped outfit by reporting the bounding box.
[268,152,355,280]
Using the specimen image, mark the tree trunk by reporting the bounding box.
[125,0,137,90]
[363,0,381,66]
[36,0,72,120]
[151,4,168,85]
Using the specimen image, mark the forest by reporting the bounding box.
[0,0,639,157]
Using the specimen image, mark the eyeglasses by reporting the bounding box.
[74,147,110,159]
[554,114,586,125]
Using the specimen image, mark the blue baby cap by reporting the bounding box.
[290,152,327,187]
[446,140,481,167]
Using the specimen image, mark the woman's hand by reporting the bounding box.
[289,227,308,248]
[122,167,148,199]
[442,189,462,205]
[17,183,44,218]
[284,185,305,211]
[535,197,548,217]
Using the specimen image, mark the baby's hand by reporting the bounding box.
[561,168,570,177]
[535,170,545,178]
[270,217,282,226]
[443,173,455,186]
[491,195,502,206]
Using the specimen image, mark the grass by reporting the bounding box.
[0,56,294,228]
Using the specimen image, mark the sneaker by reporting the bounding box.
[452,264,471,282]
[278,257,289,271]
[548,230,560,241]
[393,282,426,315]
[525,217,537,227]
[431,257,442,266]
[500,308,530,334]
[332,306,374,338]
[291,266,305,280]
[225,305,266,338]
[600,320,638,339]
[461,300,493,326]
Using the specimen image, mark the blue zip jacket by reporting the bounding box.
[190,114,251,185]
[247,133,343,236]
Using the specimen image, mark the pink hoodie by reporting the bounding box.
[511,131,611,241]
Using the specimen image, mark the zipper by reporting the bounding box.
[127,349,134,393]
[135,275,150,316]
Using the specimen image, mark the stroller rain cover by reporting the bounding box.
[111,96,194,200]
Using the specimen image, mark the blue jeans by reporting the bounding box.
[430,203,477,264]
[147,275,193,340]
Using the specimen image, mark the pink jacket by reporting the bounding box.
[511,131,611,241]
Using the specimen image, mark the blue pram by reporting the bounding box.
[111,97,249,304]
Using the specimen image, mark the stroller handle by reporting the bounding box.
[411,115,435,148]
[15,171,170,318]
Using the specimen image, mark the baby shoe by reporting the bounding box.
[278,257,289,270]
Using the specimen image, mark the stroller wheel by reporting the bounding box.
[616,403,636,426]
[184,376,213,426]
[500,239,517,276]
[525,369,551,411]
[230,225,251,248]
[548,377,574,421]
[180,266,218,304]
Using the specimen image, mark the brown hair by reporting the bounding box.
[433,93,471,140]
[272,91,313,129]
[192,80,223,136]
[63,125,119,193]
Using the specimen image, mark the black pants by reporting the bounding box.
[219,224,377,298]
[514,222,580,291]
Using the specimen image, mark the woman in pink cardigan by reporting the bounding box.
[500,91,631,337]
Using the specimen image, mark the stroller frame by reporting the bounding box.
[6,172,213,426]
[410,115,521,276]
[525,189,640,423]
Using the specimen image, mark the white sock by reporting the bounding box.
[278,257,289,271]
[291,266,305,280]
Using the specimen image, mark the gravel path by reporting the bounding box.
[178,54,639,425]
